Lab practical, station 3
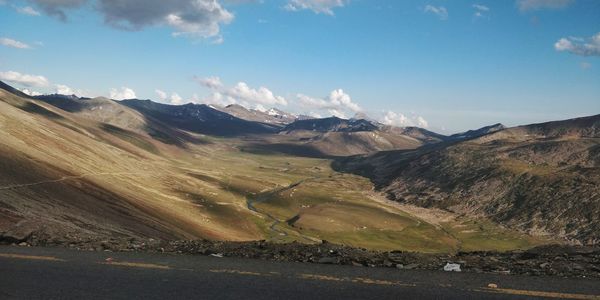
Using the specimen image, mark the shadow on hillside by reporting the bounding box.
[240,142,337,159]
[19,102,65,120]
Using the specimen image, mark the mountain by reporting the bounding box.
[334,115,600,245]
[33,94,203,147]
[282,117,379,133]
[379,126,448,144]
[121,100,280,136]
[243,117,454,157]
[448,123,506,141]
[218,104,296,126]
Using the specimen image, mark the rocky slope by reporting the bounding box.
[334,115,600,245]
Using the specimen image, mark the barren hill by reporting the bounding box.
[334,115,600,244]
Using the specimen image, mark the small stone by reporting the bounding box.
[395,264,404,269]
[487,283,498,289]
[18,242,28,247]
[403,263,419,270]
[540,262,550,268]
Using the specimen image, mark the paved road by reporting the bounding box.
[1,246,599,299]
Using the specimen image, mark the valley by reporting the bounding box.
[0,82,550,253]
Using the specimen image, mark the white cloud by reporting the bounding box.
[554,33,600,57]
[16,6,41,16]
[472,4,489,12]
[284,0,347,15]
[228,82,287,106]
[472,4,489,18]
[381,111,429,128]
[195,91,237,106]
[155,89,168,101]
[55,84,74,95]
[424,5,448,20]
[110,87,136,100]
[296,89,362,118]
[169,93,183,104]
[195,76,223,89]
[20,88,42,96]
[516,0,574,11]
[196,76,287,107]
[0,71,49,87]
[0,37,31,49]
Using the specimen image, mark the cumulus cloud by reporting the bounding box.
[195,76,223,89]
[20,88,43,96]
[284,0,348,15]
[110,87,136,100]
[227,82,287,106]
[16,5,41,16]
[97,0,233,41]
[0,70,49,87]
[381,111,429,128]
[296,89,362,118]
[155,89,168,101]
[196,76,287,107]
[424,5,448,20]
[55,84,74,95]
[516,0,574,11]
[554,33,600,57]
[169,93,183,104]
[24,0,233,41]
[0,37,31,49]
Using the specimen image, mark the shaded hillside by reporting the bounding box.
[121,100,279,136]
[334,115,600,245]
[34,94,204,147]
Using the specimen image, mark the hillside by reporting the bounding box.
[334,115,600,245]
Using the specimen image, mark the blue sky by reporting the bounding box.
[1,0,599,133]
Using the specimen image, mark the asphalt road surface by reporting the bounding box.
[1,245,599,299]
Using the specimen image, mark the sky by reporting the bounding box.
[0,0,599,133]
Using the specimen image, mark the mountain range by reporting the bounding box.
[1,80,598,250]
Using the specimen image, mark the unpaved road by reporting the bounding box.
[1,245,599,299]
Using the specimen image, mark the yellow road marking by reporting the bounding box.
[299,274,416,287]
[101,261,171,270]
[0,253,65,262]
[209,269,264,276]
[475,288,600,300]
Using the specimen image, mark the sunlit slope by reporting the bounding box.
[0,89,262,241]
